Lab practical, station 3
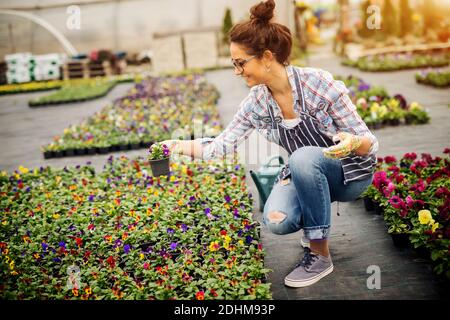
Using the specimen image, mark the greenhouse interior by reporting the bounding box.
[0,0,449,306]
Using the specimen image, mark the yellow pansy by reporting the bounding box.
[140,253,144,260]
[431,222,439,233]
[1,171,7,177]
[170,176,176,182]
[18,166,29,174]
[154,191,159,197]
[410,102,422,111]
[418,210,433,225]
[53,213,60,219]
[209,241,220,252]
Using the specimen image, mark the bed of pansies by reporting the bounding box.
[28,75,135,107]
[0,80,63,95]
[415,68,450,88]
[0,156,272,299]
[337,75,430,128]
[41,74,222,158]
[362,149,450,279]
[342,53,449,72]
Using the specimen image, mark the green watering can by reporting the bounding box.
[250,155,285,211]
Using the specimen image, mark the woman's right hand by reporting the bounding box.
[152,140,182,155]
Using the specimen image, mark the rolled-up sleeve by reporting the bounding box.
[196,93,255,160]
[318,70,379,156]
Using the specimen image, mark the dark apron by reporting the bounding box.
[265,69,376,185]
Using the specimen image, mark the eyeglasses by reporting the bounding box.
[231,55,256,75]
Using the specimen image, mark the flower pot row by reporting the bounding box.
[361,150,450,278]
[28,83,116,107]
[41,73,222,157]
[43,141,154,159]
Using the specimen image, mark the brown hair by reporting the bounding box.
[229,0,292,65]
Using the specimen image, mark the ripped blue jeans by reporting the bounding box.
[262,146,373,240]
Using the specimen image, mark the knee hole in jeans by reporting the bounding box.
[267,211,287,224]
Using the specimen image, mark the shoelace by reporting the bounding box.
[294,247,318,269]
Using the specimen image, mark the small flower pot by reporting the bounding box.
[75,148,86,156]
[53,150,63,158]
[149,157,170,176]
[363,197,375,212]
[64,149,75,157]
[388,119,400,126]
[131,143,141,150]
[97,147,109,154]
[43,151,54,159]
[391,233,410,248]
[374,202,383,215]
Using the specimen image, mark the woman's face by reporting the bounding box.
[230,42,268,87]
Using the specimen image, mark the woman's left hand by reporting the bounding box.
[322,132,362,159]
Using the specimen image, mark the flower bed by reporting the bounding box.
[41,74,222,158]
[28,75,135,107]
[342,53,449,72]
[337,75,430,128]
[0,156,271,299]
[362,149,450,279]
[415,68,450,88]
[0,80,63,95]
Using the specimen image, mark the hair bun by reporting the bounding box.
[250,0,275,25]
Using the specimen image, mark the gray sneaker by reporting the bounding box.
[284,248,334,288]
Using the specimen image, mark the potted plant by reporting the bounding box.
[148,142,170,176]
[387,221,411,248]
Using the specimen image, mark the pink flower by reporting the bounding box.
[383,182,396,197]
[410,179,426,193]
[143,262,149,270]
[373,171,388,190]
[405,195,415,208]
[389,195,405,209]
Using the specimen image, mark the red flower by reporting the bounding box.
[106,256,115,268]
[75,238,83,247]
[219,230,227,237]
[403,152,417,161]
[384,156,397,164]
[395,174,405,184]
[444,148,450,154]
[195,291,205,300]
[435,187,450,198]
[88,224,95,230]
[209,289,218,297]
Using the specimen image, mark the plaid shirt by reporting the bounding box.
[199,65,379,160]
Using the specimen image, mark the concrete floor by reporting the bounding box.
[0,46,449,299]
